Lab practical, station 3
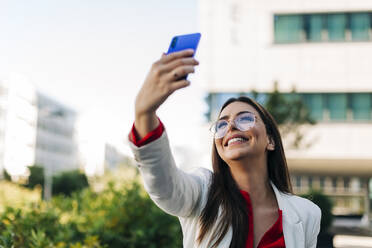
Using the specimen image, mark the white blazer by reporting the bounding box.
[129,131,321,248]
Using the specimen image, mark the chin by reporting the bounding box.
[223,149,251,161]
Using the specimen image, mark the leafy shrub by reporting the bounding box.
[301,190,334,233]
[52,170,89,196]
[25,165,44,189]
[0,181,41,212]
[0,176,182,248]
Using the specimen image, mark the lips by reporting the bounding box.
[224,134,250,147]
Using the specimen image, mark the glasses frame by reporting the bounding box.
[209,111,258,139]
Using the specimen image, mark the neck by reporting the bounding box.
[228,154,276,206]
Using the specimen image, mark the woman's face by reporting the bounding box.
[214,101,274,163]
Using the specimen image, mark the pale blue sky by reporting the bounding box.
[0,0,207,151]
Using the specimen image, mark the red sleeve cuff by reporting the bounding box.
[129,117,165,147]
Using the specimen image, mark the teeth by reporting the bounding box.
[227,137,247,146]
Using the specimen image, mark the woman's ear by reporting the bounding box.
[267,136,275,151]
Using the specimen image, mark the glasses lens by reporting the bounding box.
[214,120,228,139]
[235,113,255,131]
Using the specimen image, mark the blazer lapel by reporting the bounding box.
[270,182,305,248]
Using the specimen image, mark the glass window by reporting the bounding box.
[296,176,301,188]
[210,93,239,120]
[350,13,371,41]
[305,14,324,41]
[274,15,303,43]
[303,94,324,121]
[308,177,313,188]
[328,94,347,121]
[320,176,325,188]
[216,93,239,110]
[351,93,371,120]
[327,14,347,41]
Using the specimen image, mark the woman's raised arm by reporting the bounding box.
[134,49,198,139]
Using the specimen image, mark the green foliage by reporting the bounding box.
[23,166,89,198]
[253,82,316,148]
[0,177,182,248]
[2,169,11,181]
[301,190,334,233]
[52,170,89,196]
[25,165,44,189]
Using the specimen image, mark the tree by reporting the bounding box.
[3,169,12,181]
[52,170,89,196]
[253,82,316,149]
[25,165,44,189]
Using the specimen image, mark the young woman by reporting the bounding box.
[129,49,321,248]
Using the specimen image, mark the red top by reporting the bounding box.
[129,119,286,248]
[240,190,285,248]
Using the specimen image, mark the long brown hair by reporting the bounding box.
[197,96,293,248]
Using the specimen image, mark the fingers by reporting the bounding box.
[168,79,191,93]
[160,49,195,64]
[165,65,195,82]
[160,57,199,73]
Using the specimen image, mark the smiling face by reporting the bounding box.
[214,101,275,163]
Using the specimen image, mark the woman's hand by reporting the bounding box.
[134,49,199,138]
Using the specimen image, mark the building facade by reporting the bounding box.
[0,76,37,179]
[35,93,79,175]
[199,0,372,218]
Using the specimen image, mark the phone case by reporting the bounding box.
[166,33,201,55]
[166,33,201,80]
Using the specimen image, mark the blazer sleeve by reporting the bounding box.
[306,204,322,248]
[129,131,211,218]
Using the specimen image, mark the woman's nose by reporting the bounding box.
[226,121,238,132]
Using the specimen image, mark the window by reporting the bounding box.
[206,93,372,124]
[308,176,313,188]
[274,15,303,43]
[320,176,325,188]
[303,94,324,121]
[351,93,371,120]
[304,14,324,41]
[216,93,239,110]
[274,12,372,43]
[350,13,371,41]
[327,14,347,41]
[328,94,347,121]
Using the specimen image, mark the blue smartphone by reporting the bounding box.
[166,33,201,80]
[167,33,201,54]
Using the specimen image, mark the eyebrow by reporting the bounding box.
[218,111,254,121]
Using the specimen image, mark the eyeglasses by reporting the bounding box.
[209,112,257,139]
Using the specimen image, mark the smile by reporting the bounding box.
[226,137,249,146]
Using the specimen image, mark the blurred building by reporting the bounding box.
[76,113,128,176]
[36,93,79,175]
[104,143,127,170]
[0,75,79,180]
[199,0,372,219]
[0,76,37,179]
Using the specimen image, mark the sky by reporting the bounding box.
[0,0,208,157]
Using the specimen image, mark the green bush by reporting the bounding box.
[0,178,182,248]
[25,165,44,189]
[52,170,89,196]
[301,190,334,233]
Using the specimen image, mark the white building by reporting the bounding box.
[199,0,372,218]
[76,113,129,176]
[0,76,37,179]
[0,75,80,180]
[35,93,79,175]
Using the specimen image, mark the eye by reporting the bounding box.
[216,121,228,130]
[238,113,255,122]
